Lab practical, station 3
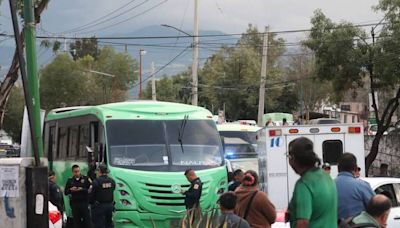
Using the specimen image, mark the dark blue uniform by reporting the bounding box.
[65,175,92,228]
[49,180,64,212]
[90,175,116,228]
[184,177,203,210]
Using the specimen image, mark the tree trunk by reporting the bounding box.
[365,133,383,176]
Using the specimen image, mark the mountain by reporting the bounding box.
[0,25,238,97]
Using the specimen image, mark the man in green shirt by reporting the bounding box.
[288,137,338,228]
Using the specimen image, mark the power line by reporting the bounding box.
[79,0,169,34]
[65,0,151,34]
[131,45,190,88]
[61,0,141,33]
[1,21,388,40]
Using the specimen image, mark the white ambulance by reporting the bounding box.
[218,123,261,173]
[257,124,365,222]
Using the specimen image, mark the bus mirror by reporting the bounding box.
[220,136,226,153]
[95,143,104,162]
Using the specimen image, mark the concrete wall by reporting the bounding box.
[0,158,47,228]
[365,134,400,176]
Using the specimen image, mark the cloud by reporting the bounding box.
[15,0,381,36]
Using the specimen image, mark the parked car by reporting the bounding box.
[49,201,62,228]
[361,178,400,228]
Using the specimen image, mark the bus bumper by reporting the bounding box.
[114,211,183,228]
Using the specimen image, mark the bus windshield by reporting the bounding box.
[219,131,258,159]
[106,120,224,171]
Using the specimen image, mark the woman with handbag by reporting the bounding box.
[235,170,276,228]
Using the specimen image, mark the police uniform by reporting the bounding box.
[184,177,203,210]
[90,169,116,228]
[49,180,64,212]
[65,175,92,228]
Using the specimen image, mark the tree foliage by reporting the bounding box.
[3,86,24,143]
[304,3,400,172]
[40,46,138,110]
[286,49,333,118]
[70,37,99,61]
[144,25,292,121]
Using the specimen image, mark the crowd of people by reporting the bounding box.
[49,164,116,228]
[49,136,392,228]
[222,137,392,228]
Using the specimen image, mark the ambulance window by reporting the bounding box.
[322,140,343,165]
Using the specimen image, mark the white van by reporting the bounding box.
[257,124,365,211]
[218,123,261,173]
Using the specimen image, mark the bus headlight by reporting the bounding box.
[217,188,224,194]
[120,199,132,206]
[119,190,129,196]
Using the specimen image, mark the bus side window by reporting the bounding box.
[48,126,55,161]
[58,127,68,159]
[322,140,343,165]
[69,126,79,160]
[79,124,90,159]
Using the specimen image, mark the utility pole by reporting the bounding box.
[191,0,199,106]
[151,62,156,100]
[257,26,269,127]
[139,49,146,98]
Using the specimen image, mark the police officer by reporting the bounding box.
[48,171,64,212]
[181,169,203,210]
[65,164,92,228]
[89,164,115,228]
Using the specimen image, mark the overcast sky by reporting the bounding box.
[1,0,383,39]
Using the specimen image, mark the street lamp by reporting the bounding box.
[139,49,146,98]
[161,21,199,106]
[84,69,115,103]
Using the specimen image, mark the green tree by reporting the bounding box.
[285,49,333,119]
[92,46,138,103]
[40,54,89,110]
[304,5,400,172]
[3,86,24,143]
[40,46,138,110]
[143,71,192,104]
[200,25,286,120]
[70,37,100,61]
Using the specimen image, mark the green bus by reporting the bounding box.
[44,101,228,227]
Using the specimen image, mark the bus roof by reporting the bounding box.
[46,101,214,122]
[217,123,261,132]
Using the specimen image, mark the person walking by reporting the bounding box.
[49,171,64,212]
[336,153,375,220]
[287,137,337,228]
[235,170,276,228]
[228,169,244,192]
[218,192,250,228]
[89,164,116,228]
[65,164,92,228]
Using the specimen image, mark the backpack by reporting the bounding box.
[338,217,379,228]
